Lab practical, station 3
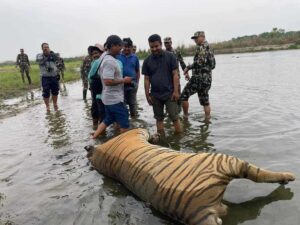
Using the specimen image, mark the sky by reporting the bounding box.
[0,0,300,62]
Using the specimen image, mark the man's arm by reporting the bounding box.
[144,75,152,105]
[16,55,20,67]
[26,55,30,66]
[135,56,140,83]
[136,68,141,83]
[102,59,131,86]
[103,77,131,86]
[171,69,179,101]
[176,51,187,70]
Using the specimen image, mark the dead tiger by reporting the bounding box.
[86,128,295,225]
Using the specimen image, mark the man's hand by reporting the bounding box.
[183,68,190,81]
[185,74,190,81]
[183,68,189,75]
[123,76,132,84]
[171,91,180,101]
[146,94,153,105]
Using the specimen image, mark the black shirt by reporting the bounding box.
[142,51,178,100]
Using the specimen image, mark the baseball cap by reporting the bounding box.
[191,31,205,39]
[88,43,105,53]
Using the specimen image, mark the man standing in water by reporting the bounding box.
[36,43,60,112]
[92,35,132,138]
[88,44,105,129]
[16,48,32,84]
[181,31,215,120]
[117,38,140,118]
[142,34,181,134]
[80,49,93,100]
[164,37,187,113]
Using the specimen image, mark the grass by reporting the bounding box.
[0,60,82,100]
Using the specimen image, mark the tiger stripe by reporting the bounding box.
[87,128,295,225]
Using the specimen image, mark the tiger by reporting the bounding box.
[85,128,295,225]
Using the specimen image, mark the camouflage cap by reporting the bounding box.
[163,37,172,43]
[191,31,205,39]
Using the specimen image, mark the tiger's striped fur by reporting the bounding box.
[87,128,295,225]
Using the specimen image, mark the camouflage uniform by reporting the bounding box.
[80,55,92,92]
[16,53,31,84]
[181,32,215,106]
[164,37,187,113]
[56,56,65,80]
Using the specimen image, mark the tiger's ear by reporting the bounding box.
[85,145,95,159]
[148,133,161,144]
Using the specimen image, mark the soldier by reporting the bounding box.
[56,53,65,81]
[132,45,137,54]
[80,48,93,100]
[181,31,216,120]
[164,37,187,113]
[163,37,187,72]
[16,48,32,84]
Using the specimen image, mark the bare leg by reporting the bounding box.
[120,128,129,133]
[204,105,211,120]
[52,95,58,111]
[93,122,108,138]
[156,120,165,135]
[173,119,182,133]
[44,98,50,112]
[182,101,189,118]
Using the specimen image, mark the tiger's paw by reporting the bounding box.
[279,172,296,185]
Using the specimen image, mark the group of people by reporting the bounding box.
[16,48,65,86]
[33,30,215,136]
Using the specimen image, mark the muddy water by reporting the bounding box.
[0,50,300,225]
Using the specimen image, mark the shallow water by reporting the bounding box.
[0,50,300,225]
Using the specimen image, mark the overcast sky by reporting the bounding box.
[0,0,299,62]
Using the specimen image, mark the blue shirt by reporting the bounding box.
[117,53,140,81]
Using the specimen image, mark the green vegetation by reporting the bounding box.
[0,60,81,100]
[1,28,300,100]
[136,28,300,59]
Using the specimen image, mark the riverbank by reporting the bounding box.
[213,43,299,54]
[0,60,81,100]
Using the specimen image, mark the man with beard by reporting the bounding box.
[142,34,181,134]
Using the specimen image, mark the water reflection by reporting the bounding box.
[157,119,215,152]
[222,185,294,225]
[45,110,70,149]
[25,91,34,102]
[59,83,68,96]
[98,176,176,225]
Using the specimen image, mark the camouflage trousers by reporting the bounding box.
[57,69,64,80]
[81,73,89,90]
[181,72,212,106]
[19,65,31,84]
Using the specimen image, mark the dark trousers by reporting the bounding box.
[124,87,137,117]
